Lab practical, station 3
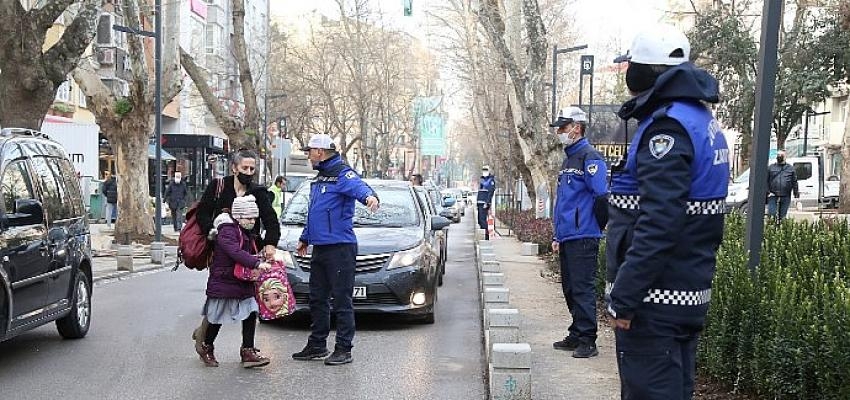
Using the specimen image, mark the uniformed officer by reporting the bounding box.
[549,106,609,358]
[292,134,380,366]
[476,166,496,240]
[607,25,729,399]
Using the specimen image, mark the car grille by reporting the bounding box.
[294,290,405,306]
[294,253,392,274]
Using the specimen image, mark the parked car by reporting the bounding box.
[277,179,451,323]
[413,186,447,286]
[727,155,840,212]
[445,188,467,215]
[0,128,93,342]
[438,192,461,223]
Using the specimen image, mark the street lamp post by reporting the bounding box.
[551,44,588,122]
[263,93,287,182]
[803,109,830,156]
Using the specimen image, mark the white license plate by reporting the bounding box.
[353,286,367,299]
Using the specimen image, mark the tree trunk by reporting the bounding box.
[110,113,155,241]
[0,0,99,129]
[839,104,850,214]
[230,0,260,139]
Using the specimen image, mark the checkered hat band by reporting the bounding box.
[643,288,712,306]
[609,194,725,215]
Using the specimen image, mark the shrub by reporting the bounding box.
[600,213,850,398]
[498,208,553,255]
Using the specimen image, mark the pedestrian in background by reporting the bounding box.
[269,175,287,219]
[409,173,423,186]
[476,165,495,240]
[101,171,118,229]
[195,195,272,368]
[165,171,188,231]
[549,106,609,358]
[767,150,799,222]
[292,133,379,366]
[606,25,729,400]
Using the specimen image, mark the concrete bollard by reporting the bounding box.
[150,241,165,264]
[483,287,510,310]
[520,242,539,256]
[479,252,497,262]
[481,260,501,273]
[481,272,505,287]
[489,343,532,400]
[485,309,521,360]
[117,245,134,272]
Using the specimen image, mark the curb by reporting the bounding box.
[474,207,532,400]
[92,259,177,283]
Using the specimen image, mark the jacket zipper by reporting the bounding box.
[326,209,332,233]
[575,209,580,230]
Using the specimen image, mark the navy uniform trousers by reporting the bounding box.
[307,243,357,352]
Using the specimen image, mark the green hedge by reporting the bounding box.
[701,214,850,398]
[598,214,850,398]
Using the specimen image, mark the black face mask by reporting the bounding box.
[776,156,785,164]
[626,62,660,94]
[236,172,253,185]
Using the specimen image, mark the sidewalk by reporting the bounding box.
[486,232,620,399]
[89,222,180,283]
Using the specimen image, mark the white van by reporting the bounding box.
[726,155,839,211]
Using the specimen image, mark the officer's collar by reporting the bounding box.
[315,154,342,171]
[565,138,589,156]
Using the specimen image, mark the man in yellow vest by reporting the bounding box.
[268,176,286,219]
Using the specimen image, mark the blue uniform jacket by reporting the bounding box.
[606,62,729,326]
[299,155,376,246]
[553,138,609,242]
[477,175,495,205]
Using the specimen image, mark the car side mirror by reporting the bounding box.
[431,215,451,231]
[8,198,44,226]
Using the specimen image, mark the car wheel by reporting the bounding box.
[56,269,92,339]
[737,201,749,216]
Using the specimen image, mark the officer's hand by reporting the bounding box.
[483,203,489,210]
[263,245,276,261]
[551,241,559,253]
[365,196,380,212]
[296,241,308,257]
[611,318,632,330]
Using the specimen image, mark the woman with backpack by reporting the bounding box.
[195,195,272,368]
[191,149,281,362]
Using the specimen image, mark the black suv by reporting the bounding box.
[277,179,450,323]
[0,128,93,342]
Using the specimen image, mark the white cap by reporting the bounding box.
[482,165,490,171]
[617,25,690,66]
[549,106,587,127]
[301,134,337,151]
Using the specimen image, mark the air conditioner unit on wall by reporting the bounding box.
[96,48,116,65]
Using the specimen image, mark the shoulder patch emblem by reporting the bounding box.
[648,134,675,159]
[345,171,356,179]
[587,163,598,176]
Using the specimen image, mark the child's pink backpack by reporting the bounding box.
[253,261,296,320]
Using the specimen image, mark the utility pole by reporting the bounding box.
[745,0,783,274]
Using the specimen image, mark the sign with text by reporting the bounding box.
[415,96,445,156]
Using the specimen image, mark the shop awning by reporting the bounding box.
[148,144,176,161]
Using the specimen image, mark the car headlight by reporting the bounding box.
[275,249,296,270]
[388,244,424,270]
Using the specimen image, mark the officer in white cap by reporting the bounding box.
[606,25,729,399]
[548,106,609,358]
[476,165,495,239]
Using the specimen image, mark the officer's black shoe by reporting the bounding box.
[324,350,353,365]
[292,345,330,361]
[572,342,599,358]
[553,336,580,351]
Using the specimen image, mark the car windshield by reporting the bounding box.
[281,183,419,227]
[285,175,311,193]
